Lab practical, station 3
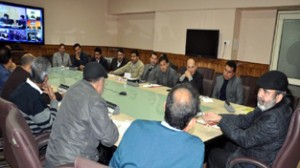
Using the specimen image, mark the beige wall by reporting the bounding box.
[3,0,117,46]
[116,13,154,50]
[108,0,300,14]
[153,9,236,59]
[237,9,277,64]
[4,0,300,64]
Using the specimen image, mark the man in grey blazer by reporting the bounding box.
[140,52,158,82]
[148,54,178,88]
[52,43,72,67]
[212,60,243,104]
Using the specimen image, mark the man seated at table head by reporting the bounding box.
[110,48,127,71]
[45,62,119,168]
[109,83,205,168]
[0,46,16,95]
[1,53,35,100]
[178,58,204,95]
[112,50,144,79]
[91,47,109,71]
[72,43,89,71]
[212,60,243,104]
[148,54,178,87]
[140,52,158,82]
[10,57,58,135]
[203,70,293,168]
[52,43,72,67]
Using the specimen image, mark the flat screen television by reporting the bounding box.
[0,1,44,44]
[185,29,219,58]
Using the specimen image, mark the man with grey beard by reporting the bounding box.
[202,71,293,168]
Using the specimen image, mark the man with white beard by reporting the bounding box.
[202,71,293,168]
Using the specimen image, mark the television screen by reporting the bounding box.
[0,1,44,44]
[185,29,219,58]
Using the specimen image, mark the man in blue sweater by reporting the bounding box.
[10,57,58,135]
[109,84,205,168]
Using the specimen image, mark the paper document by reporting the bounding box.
[196,118,220,130]
[200,96,214,103]
[112,120,132,135]
[142,84,161,88]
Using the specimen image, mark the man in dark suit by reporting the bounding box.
[72,43,89,71]
[110,48,127,71]
[178,58,203,95]
[90,47,109,71]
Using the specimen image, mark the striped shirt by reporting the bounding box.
[10,78,58,135]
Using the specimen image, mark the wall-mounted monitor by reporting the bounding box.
[0,1,44,44]
[185,29,219,58]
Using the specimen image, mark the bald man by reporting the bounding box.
[110,84,204,168]
[178,58,203,94]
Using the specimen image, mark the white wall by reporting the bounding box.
[237,10,277,64]
[115,13,154,49]
[2,0,117,46]
[153,9,236,59]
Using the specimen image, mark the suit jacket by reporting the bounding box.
[212,75,243,104]
[178,68,203,95]
[140,64,157,81]
[90,57,109,71]
[110,58,128,71]
[149,67,178,88]
[52,52,72,67]
[71,52,89,67]
[1,66,29,100]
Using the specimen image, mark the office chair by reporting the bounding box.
[5,106,50,168]
[228,108,300,168]
[203,79,214,97]
[242,85,250,106]
[198,67,215,80]
[0,98,18,168]
[75,157,109,168]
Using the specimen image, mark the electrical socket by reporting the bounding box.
[224,40,230,45]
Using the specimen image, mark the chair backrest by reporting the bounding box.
[5,107,42,168]
[240,75,259,107]
[272,108,300,168]
[291,96,300,110]
[0,98,16,135]
[198,67,215,80]
[203,79,214,97]
[75,157,109,168]
[242,85,250,106]
[0,98,18,168]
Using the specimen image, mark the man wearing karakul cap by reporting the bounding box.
[203,70,293,168]
[45,62,119,168]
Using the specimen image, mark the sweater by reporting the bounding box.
[110,120,204,168]
[10,80,58,135]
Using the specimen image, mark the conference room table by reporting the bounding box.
[48,67,254,145]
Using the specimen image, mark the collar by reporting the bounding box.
[26,78,43,94]
[161,121,181,132]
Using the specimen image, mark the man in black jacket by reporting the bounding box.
[178,58,203,95]
[203,71,293,168]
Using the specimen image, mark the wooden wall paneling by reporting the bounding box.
[16,44,269,78]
